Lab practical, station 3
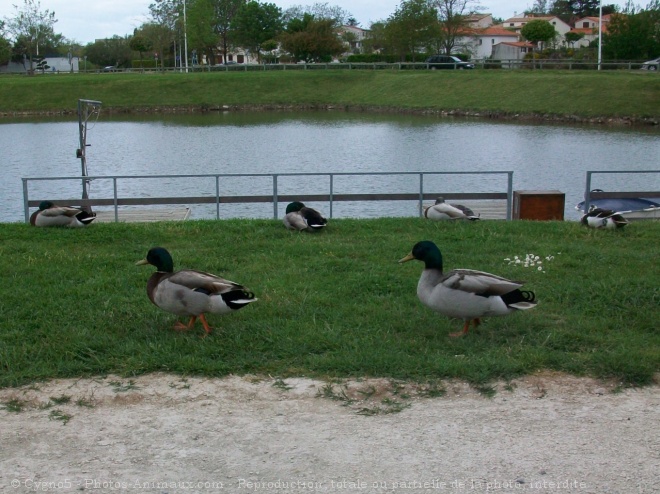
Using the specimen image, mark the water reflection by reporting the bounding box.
[2,112,658,223]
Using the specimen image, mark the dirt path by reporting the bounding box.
[1,373,658,493]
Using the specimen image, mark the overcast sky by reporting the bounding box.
[1,0,629,45]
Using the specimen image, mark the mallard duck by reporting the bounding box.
[399,241,537,336]
[283,201,327,232]
[423,197,479,221]
[581,206,629,229]
[136,247,257,335]
[29,201,96,227]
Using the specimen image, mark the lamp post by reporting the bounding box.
[597,0,602,70]
[183,0,189,73]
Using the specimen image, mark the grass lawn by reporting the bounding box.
[1,70,659,119]
[1,218,658,389]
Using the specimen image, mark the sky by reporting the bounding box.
[1,0,630,45]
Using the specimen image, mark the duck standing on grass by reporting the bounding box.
[581,206,629,229]
[399,241,537,337]
[30,201,96,227]
[283,201,328,232]
[136,247,257,336]
[423,197,480,221]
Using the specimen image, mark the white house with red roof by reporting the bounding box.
[567,15,611,48]
[453,14,521,59]
[500,15,571,48]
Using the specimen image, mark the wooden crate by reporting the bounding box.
[513,190,565,220]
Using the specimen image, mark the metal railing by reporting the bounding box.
[22,171,514,223]
[582,170,660,212]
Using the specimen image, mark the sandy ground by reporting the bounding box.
[0,373,658,494]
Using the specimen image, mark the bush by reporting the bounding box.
[131,59,157,69]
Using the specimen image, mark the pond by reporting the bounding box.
[2,111,658,223]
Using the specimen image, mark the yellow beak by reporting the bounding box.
[398,253,415,264]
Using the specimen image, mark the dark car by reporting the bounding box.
[426,55,474,70]
[102,65,118,72]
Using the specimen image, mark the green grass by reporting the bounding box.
[1,218,658,389]
[1,70,658,119]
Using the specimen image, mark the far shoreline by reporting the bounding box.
[2,104,659,127]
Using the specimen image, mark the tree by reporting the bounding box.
[361,21,387,54]
[137,22,173,68]
[602,1,660,60]
[521,19,557,49]
[283,3,353,27]
[148,0,183,67]
[130,33,154,67]
[564,30,584,47]
[549,0,617,21]
[0,24,11,65]
[183,0,246,66]
[429,0,481,55]
[84,36,132,68]
[279,14,345,62]
[4,0,57,73]
[231,1,284,62]
[527,0,549,14]
[385,0,440,61]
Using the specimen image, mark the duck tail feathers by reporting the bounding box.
[222,289,258,309]
[502,289,538,310]
[76,211,97,224]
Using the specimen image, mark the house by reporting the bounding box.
[455,26,521,59]
[492,41,535,67]
[464,14,494,29]
[500,15,571,47]
[568,15,611,48]
[337,25,370,54]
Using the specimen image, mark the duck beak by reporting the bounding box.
[398,253,415,264]
[135,259,150,266]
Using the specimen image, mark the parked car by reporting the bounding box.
[102,65,118,72]
[640,57,659,71]
[426,55,474,70]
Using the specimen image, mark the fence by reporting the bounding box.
[22,171,514,223]
[582,170,660,212]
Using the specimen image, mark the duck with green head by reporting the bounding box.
[283,201,327,232]
[136,247,257,335]
[30,201,96,227]
[399,241,537,336]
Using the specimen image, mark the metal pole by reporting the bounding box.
[598,0,602,71]
[113,178,119,222]
[183,0,189,73]
[583,172,593,213]
[506,171,513,220]
[273,175,278,219]
[216,175,220,219]
[419,173,424,217]
[22,178,30,223]
[329,174,334,218]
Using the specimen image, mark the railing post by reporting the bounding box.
[215,175,220,219]
[583,172,592,213]
[330,173,335,219]
[419,173,424,217]
[273,175,278,219]
[113,178,119,222]
[506,171,513,220]
[22,178,30,223]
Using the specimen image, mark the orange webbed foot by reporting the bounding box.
[173,316,197,332]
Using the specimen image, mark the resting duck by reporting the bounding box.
[399,241,537,336]
[581,206,629,229]
[29,201,96,227]
[136,247,257,335]
[423,197,479,221]
[283,201,328,232]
